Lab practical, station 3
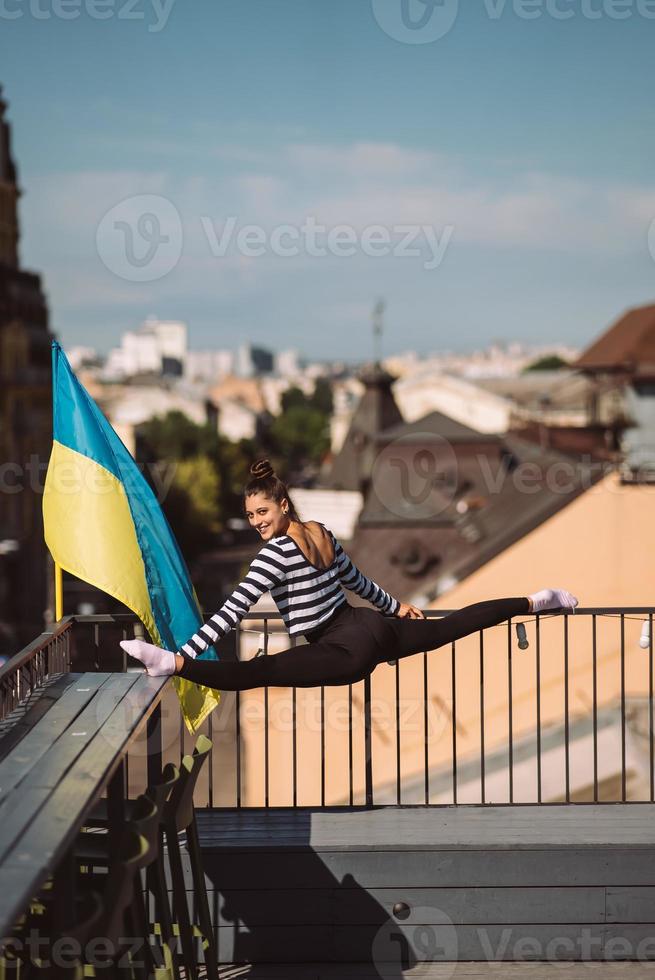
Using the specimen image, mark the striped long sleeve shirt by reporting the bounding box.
[178,524,400,658]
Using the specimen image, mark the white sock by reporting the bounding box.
[120,638,177,676]
[528,588,579,613]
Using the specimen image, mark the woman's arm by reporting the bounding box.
[329,530,400,616]
[178,542,286,658]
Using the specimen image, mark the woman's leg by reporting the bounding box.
[175,631,381,691]
[379,596,530,663]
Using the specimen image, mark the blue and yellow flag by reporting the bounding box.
[42,340,220,732]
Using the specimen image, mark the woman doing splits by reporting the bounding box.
[121,459,579,689]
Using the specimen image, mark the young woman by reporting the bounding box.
[122,458,578,689]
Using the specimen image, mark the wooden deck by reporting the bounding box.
[215,966,655,979]
[197,803,655,849]
[195,805,655,965]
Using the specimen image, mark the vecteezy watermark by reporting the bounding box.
[96,195,183,283]
[95,195,455,282]
[371,434,461,522]
[371,0,655,44]
[372,905,458,978]
[201,216,454,272]
[0,929,174,970]
[477,926,655,961]
[206,691,452,740]
[0,454,177,502]
[371,0,460,44]
[370,438,622,523]
[0,0,176,31]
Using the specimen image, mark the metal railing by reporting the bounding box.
[0,617,72,721]
[1,607,654,807]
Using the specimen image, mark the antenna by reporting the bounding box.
[372,299,385,366]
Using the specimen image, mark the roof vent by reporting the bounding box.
[390,540,441,578]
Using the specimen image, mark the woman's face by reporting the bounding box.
[245,491,290,541]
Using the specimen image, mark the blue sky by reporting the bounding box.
[2,0,655,359]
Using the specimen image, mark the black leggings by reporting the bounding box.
[177,597,530,692]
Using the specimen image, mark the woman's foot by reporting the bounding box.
[527,588,579,614]
[120,638,177,676]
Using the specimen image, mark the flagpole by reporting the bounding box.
[55,561,63,621]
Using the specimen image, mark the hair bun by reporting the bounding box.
[250,458,274,481]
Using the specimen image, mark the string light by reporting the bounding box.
[640,619,651,650]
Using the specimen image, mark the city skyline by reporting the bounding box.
[2,1,654,357]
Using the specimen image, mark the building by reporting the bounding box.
[104,317,188,379]
[235,342,274,378]
[393,365,511,433]
[0,86,53,654]
[185,348,233,383]
[274,348,301,377]
[320,362,403,494]
[572,302,655,481]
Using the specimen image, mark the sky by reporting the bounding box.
[2,0,655,360]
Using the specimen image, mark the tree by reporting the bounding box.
[269,405,330,471]
[136,411,256,555]
[268,380,333,473]
[522,354,569,372]
[157,456,221,561]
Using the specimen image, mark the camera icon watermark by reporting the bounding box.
[371,0,460,43]
[96,194,183,282]
[372,904,458,977]
[371,435,461,522]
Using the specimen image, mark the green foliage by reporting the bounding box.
[269,405,330,469]
[138,410,219,460]
[137,411,255,558]
[312,377,334,414]
[268,380,333,470]
[158,456,221,560]
[522,354,569,372]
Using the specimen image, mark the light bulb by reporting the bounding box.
[640,620,651,650]
[516,622,529,650]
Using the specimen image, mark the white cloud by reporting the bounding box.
[18,141,655,337]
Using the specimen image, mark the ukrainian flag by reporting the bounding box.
[42,340,220,732]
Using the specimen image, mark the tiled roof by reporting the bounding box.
[377,409,499,444]
[573,304,655,374]
[346,433,605,605]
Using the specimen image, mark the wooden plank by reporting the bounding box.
[607,887,655,923]
[215,964,655,978]
[215,925,333,964]
[0,672,168,936]
[0,673,138,865]
[212,923,622,964]
[196,847,655,889]
[333,886,605,927]
[204,886,605,928]
[2,674,166,864]
[0,672,110,809]
[333,922,611,963]
[195,804,655,850]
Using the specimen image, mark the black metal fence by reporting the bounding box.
[1,607,654,807]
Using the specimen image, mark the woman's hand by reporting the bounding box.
[395,602,425,619]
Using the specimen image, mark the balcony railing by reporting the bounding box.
[1,607,654,807]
